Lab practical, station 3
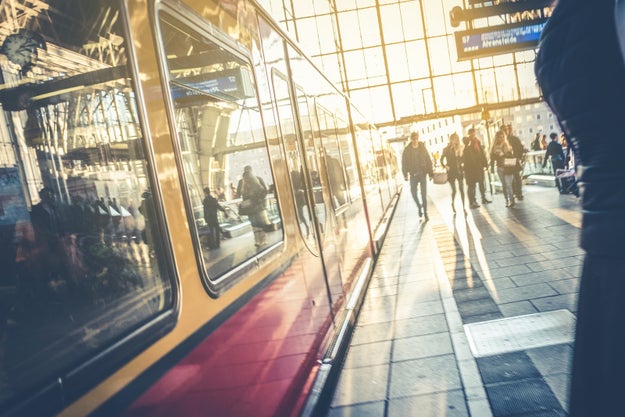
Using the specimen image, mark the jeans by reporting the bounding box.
[467,171,487,204]
[409,174,428,215]
[497,167,514,203]
[511,168,523,197]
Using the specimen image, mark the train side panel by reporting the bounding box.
[0,0,399,416]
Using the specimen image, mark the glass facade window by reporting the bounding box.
[292,0,316,17]
[380,4,405,44]
[386,43,410,82]
[363,47,387,86]
[316,15,337,54]
[297,17,323,56]
[352,85,393,123]
[358,8,382,48]
[265,0,545,129]
[404,40,430,80]
[320,53,343,87]
[429,36,453,76]
[338,11,363,51]
[343,49,368,89]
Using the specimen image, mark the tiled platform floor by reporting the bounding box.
[324,183,582,417]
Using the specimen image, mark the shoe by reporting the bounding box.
[470,202,480,209]
[482,198,492,204]
[509,198,515,208]
[516,195,524,201]
[505,200,510,208]
[418,209,423,217]
[424,214,429,222]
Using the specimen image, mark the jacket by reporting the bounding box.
[490,144,517,175]
[402,143,432,179]
[440,145,463,180]
[462,139,488,179]
[542,141,565,168]
[535,0,625,255]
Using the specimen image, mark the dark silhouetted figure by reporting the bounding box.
[402,131,433,221]
[203,187,227,249]
[535,1,625,415]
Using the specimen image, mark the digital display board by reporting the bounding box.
[171,67,255,102]
[455,19,547,61]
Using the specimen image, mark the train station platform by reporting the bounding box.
[323,182,582,417]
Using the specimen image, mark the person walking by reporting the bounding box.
[490,130,517,208]
[504,124,525,201]
[542,132,566,191]
[440,133,466,214]
[237,165,271,247]
[402,132,433,221]
[535,1,625,415]
[531,132,542,151]
[202,187,228,249]
[463,128,491,209]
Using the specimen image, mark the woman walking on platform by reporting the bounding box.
[441,133,466,214]
[490,130,517,208]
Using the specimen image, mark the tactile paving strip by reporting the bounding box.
[464,309,575,358]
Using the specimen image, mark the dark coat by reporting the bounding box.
[542,141,565,168]
[535,2,625,416]
[203,194,226,225]
[401,143,432,179]
[508,134,525,159]
[462,139,488,180]
[440,145,463,180]
[535,0,625,256]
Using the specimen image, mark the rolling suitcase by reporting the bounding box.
[556,168,579,196]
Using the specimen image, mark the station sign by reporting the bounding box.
[454,19,547,61]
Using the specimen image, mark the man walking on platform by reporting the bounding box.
[463,128,491,209]
[504,124,525,200]
[542,132,565,180]
[402,132,433,221]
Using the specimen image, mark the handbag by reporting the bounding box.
[238,199,253,216]
[432,171,448,184]
[503,158,518,168]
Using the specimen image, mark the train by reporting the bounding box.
[0,0,402,416]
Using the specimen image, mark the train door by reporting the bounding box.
[271,72,318,253]
[255,17,336,328]
[312,106,350,302]
[270,67,342,313]
[284,48,375,314]
[293,86,328,244]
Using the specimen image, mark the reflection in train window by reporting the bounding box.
[295,87,327,243]
[0,1,173,410]
[335,114,361,203]
[158,13,283,287]
[272,72,318,253]
[316,107,349,210]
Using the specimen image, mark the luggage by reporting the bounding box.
[432,170,448,184]
[556,168,579,196]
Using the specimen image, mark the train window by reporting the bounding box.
[316,107,349,210]
[271,71,318,252]
[157,12,283,288]
[0,1,174,410]
[294,86,328,242]
[336,115,361,202]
